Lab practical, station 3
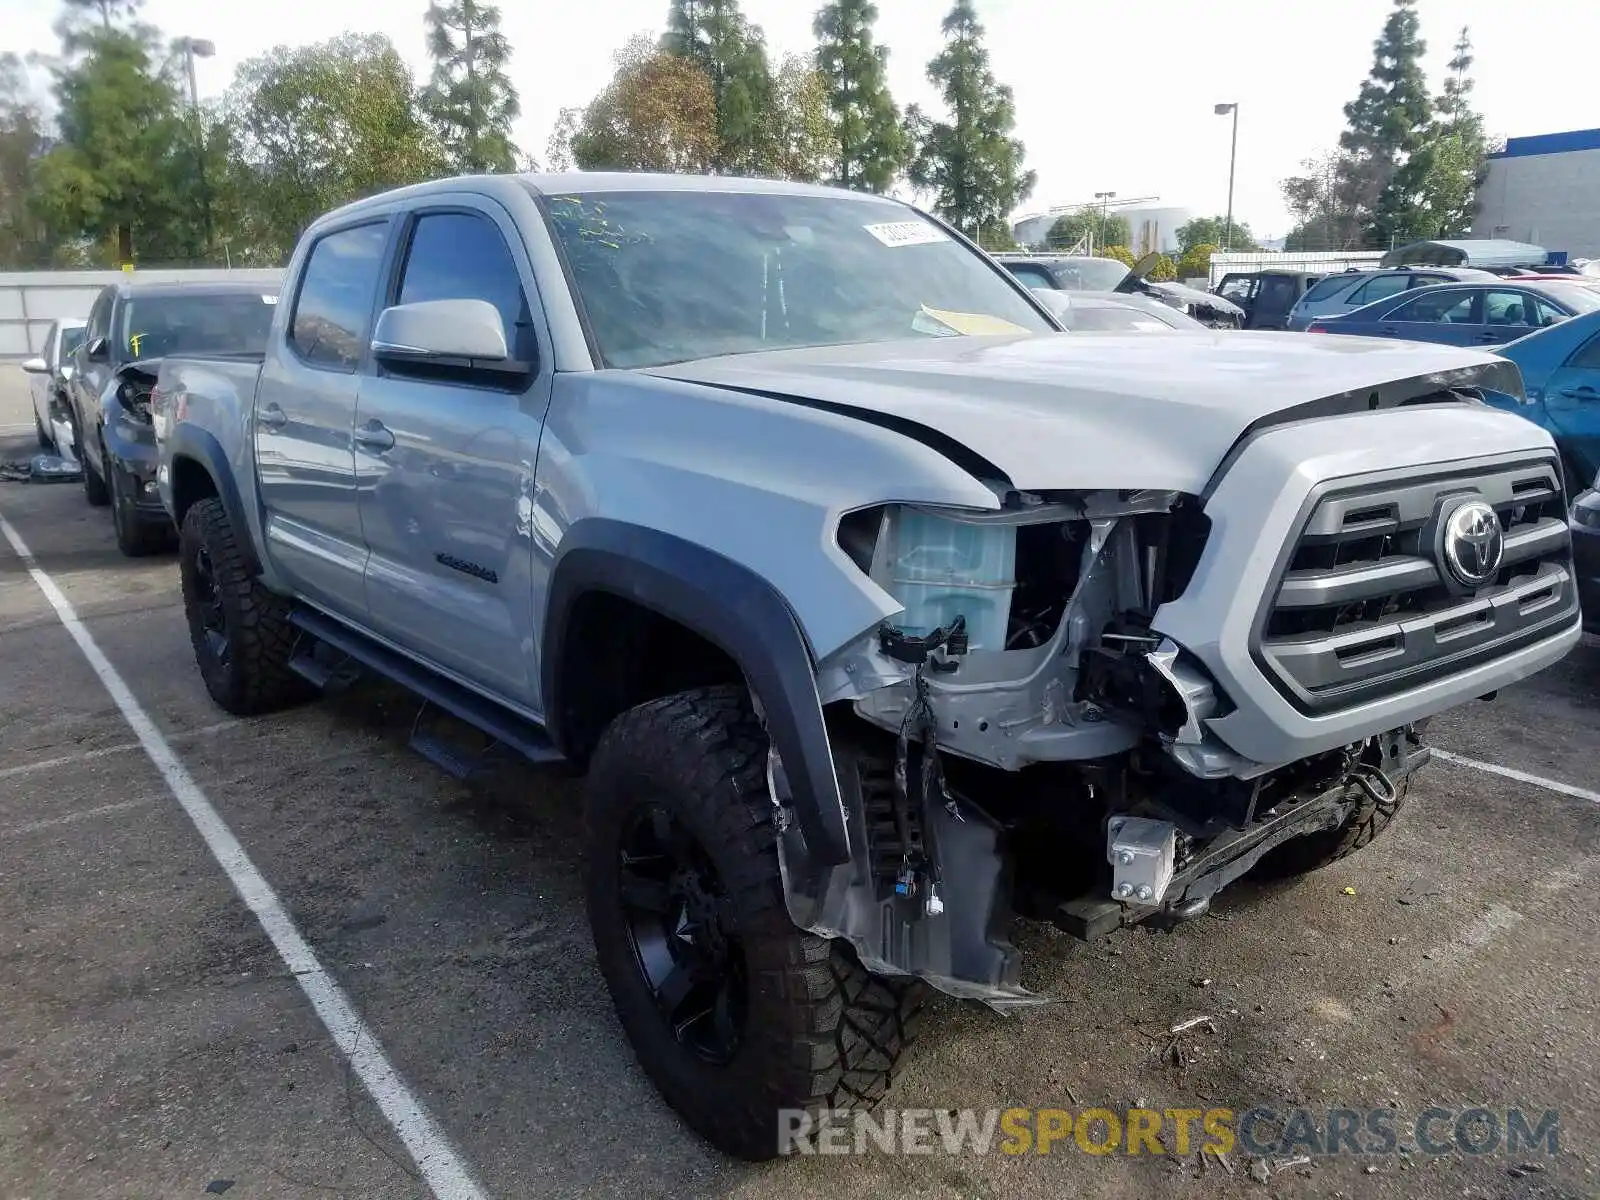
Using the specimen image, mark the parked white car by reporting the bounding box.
[21,318,88,454]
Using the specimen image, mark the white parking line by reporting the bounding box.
[1430,748,1600,806]
[0,510,489,1200]
[0,719,241,781]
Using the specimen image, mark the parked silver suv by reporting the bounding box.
[1286,266,1499,330]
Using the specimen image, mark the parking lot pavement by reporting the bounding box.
[1,364,1597,1199]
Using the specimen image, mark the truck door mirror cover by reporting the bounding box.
[371,298,509,364]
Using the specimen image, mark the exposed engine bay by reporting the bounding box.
[776,486,1436,1007]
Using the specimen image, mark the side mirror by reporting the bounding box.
[85,337,109,363]
[21,356,47,374]
[372,299,508,364]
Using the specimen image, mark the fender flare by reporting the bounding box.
[542,518,851,867]
[166,424,262,578]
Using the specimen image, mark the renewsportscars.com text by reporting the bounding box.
[777,1105,1561,1158]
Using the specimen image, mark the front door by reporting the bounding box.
[70,290,115,462]
[254,219,391,613]
[353,201,552,706]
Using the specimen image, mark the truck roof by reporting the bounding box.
[317,171,909,229]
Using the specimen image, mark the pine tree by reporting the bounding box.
[422,0,520,174]
[1337,0,1433,246]
[663,0,773,172]
[1414,26,1488,237]
[906,0,1034,239]
[812,0,905,192]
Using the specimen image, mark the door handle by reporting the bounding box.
[1558,385,1598,400]
[353,420,395,452]
[1474,331,1502,343]
[257,403,287,431]
[1378,326,1399,336]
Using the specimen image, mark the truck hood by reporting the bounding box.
[647,332,1520,493]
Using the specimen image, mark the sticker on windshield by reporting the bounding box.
[863,220,949,248]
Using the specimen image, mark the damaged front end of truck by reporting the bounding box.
[764,392,1580,1010]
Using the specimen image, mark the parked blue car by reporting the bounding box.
[1484,308,1600,494]
[1305,280,1600,348]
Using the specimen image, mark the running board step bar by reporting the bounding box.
[287,606,566,767]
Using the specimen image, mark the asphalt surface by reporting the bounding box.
[1,365,1597,1200]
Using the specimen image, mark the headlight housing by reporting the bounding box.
[115,380,153,424]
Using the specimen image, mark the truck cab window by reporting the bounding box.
[290,222,389,371]
[397,212,529,353]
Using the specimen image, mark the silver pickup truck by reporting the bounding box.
[153,172,1580,1160]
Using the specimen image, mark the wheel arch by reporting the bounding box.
[542,519,851,867]
[167,425,261,577]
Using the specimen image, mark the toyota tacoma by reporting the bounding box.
[151,173,1581,1160]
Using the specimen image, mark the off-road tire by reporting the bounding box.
[1251,776,1410,881]
[108,446,168,558]
[585,685,926,1161]
[178,497,310,715]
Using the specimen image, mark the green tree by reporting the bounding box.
[906,0,1034,238]
[59,0,143,31]
[1175,215,1256,254]
[663,0,773,172]
[0,54,52,266]
[1281,152,1363,249]
[1044,206,1128,252]
[223,34,445,263]
[567,34,718,173]
[1338,0,1433,245]
[755,53,831,182]
[1147,253,1177,282]
[421,0,520,174]
[1411,26,1487,238]
[812,0,905,192]
[29,24,193,265]
[1176,242,1217,280]
[1096,244,1135,267]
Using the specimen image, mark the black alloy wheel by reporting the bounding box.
[618,802,747,1064]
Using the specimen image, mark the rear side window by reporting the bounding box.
[1299,275,1357,304]
[1256,275,1297,310]
[1348,274,1409,306]
[290,222,390,371]
[397,211,530,353]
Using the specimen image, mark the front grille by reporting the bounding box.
[1256,457,1577,714]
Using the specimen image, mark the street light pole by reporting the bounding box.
[1214,102,1239,252]
[1093,190,1116,254]
[180,37,216,263]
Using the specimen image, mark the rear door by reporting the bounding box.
[353,198,552,705]
[1477,288,1542,346]
[254,218,392,613]
[1375,288,1481,345]
[1541,327,1600,487]
[1248,274,1298,329]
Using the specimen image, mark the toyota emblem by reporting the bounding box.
[1441,499,1504,589]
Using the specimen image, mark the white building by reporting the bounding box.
[1473,128,1600,260]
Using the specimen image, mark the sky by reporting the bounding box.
[8,0,1600,238]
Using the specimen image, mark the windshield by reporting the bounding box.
[118,291,279,360]
[542,190,1053,368]
[60,326,87,357]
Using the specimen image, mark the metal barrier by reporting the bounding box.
[1,268,284,358]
